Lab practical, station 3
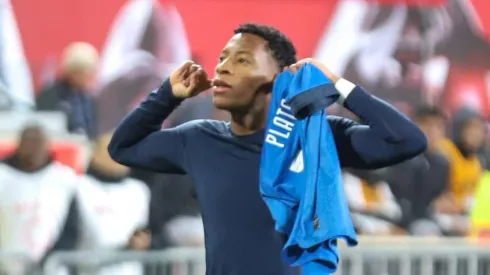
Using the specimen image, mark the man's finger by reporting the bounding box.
[189,64,201,74]
[175,61,194,82]
[183,77,191,87]
[289,63,300,73]
[186,71,201,92]
[177,61,194,74]
[180,64,201,82]
[197,69,212,90]
[297,58,313,65]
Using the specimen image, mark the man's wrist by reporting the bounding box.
[334,78,356,104]
[159,78,185,104]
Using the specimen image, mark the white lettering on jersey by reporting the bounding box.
[265,99,297,148]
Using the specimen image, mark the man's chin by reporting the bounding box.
[212,97,232,110]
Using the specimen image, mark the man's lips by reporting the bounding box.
[211,79,232,93]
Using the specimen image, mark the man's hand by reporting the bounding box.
[170,61,211,98]
[128,229,151,250]
[287,58,341,84]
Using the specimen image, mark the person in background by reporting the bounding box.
[477,123,490,170]
[130,170,203,250]
[382,106,450,235]
[76,133,150,275]
[129,170,204,275]
[0,125,79,275]
[130,64,207,251]
[343,169,404,235]
[436,106,485,235]
[36,42,99,139]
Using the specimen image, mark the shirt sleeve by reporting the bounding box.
[108,79,190,173]
[329,80,427,169]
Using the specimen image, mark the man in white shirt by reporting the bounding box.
[76,133,150,275]
[0,125,79,274]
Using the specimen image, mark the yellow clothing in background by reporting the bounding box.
[471,172,490,237]
[361,180,380,204]
[438,139,482,208]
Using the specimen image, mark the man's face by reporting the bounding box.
[417,116,445,148]
[17,128,50,164]
[212,33,280,111]
[68,66,97,90]
[461,118,485,151]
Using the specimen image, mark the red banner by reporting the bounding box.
[365,0,446,5]
[4,0,490,129]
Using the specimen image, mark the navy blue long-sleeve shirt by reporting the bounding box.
[108,79,426,275]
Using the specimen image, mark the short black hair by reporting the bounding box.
[234,23,297,69]
[413,105,447,121]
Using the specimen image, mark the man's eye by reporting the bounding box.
[238,58,249,64]
[218,56,226,62]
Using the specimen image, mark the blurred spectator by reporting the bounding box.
[130,170,203,249]
[343,169,404,235]
[383,106,450,236]
[0,125,78,274]
[131,171,203,275]
[477,123,490,169]
[36,42,99,139]
[76,133,150,275]
[436,107,485,235]
[130,84,206,250]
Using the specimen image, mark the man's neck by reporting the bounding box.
[230,107,267,136]
[16,159,48,172]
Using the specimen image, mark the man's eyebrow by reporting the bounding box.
[235,50,253,55]
[220,49,253,56]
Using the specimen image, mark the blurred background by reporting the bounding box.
[1,0,490,274]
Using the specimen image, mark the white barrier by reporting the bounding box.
[44,248,205,275]
[37,237,490,275]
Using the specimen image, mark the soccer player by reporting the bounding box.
[109,23,427,275]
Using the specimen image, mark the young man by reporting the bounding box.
[109,24,427,275]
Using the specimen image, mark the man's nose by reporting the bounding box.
[215,59,232,75]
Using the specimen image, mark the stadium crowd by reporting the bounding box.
[0,40,488,274]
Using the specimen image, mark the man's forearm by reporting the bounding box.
[108,78,185,170]
[111,79,182,142]
[337,78,427,167]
